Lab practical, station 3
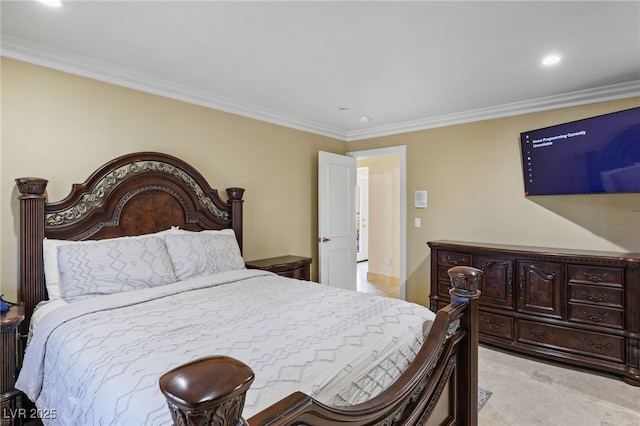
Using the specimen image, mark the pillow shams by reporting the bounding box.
[57,236,177,303]
[164,230,245,280]
[43,228,179,301]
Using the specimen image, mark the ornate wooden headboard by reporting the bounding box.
[15,151,244,339]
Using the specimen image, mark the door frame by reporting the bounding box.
[347,146,407,300]
[356,168,369,262]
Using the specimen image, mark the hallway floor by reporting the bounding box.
[356,261,399,298]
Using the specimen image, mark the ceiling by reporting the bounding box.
[2,1,640,141]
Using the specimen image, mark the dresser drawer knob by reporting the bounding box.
[445,255,465,265]
[485,319,506,329]
[580,290,610,303]
[581,271,611,283]
[525,327,549,338]
[480,261,495,269]
[584,338,612,351]
[581,310,610,322]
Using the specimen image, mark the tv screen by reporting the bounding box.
[520,106,640,196]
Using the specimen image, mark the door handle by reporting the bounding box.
[320,237,331,243]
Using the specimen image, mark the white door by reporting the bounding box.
[318,151,357,290]
[356,171,369,262]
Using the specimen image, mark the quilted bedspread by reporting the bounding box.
[17,269,435,425]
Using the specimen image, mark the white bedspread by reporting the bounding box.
[16,269,435,425]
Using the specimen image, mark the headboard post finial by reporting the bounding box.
[15,178,49,341]
[226,187,244,201]
[16,177,48,197]
[226,188,245,254]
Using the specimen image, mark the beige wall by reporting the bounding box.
[0,58,345,301]
[2,58,639,309]
[348,98,640,306]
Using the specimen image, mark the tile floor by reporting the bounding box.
[478,345,640,425]
[355,262,640,425]
[356,261,399,298]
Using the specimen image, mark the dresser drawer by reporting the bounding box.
[479,311,514,340]
[278,267,308,280]
[437,266,455,283]
[437,278,453,296]
[568,284,623,308]
[569,303,624,329]
[437,251,471,267]
[436,300,450,311]
[567,265,623,286]
[517,320,624,363]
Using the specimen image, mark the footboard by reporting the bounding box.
[160,266,482,426]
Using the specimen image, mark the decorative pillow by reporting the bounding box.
[164,229,245,280]
[57,236,177,303]
[43,228,179,301]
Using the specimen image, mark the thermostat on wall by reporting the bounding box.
[414,190,427,208]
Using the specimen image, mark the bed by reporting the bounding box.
[14,151,482,425]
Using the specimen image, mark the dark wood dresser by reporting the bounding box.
[428,240,640,386]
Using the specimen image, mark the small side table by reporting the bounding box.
[1,303,25,426]
[245,255,312,281]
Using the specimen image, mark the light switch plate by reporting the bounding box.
[414,190,427,208]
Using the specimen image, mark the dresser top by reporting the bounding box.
[428,240,640,263]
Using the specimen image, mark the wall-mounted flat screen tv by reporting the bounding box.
[520,106,640,196]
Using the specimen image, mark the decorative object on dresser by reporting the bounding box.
[428,240,640,386]
[14,152,483,425]
[1,302,25,426]
[245,255,312,280]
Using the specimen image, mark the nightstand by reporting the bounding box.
[1,303,25,426]
[245,255,312,281]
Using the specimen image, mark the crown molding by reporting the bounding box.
[346,80,640,141]
[1,36,349,141]
[3,36,638,143]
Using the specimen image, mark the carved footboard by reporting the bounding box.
[159,266,482,426]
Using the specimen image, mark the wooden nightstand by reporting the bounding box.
[1,303,25,426]
[245,255,312,281]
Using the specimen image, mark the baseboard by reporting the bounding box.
[366,272,399,286]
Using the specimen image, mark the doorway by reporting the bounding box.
[348,146,406,300]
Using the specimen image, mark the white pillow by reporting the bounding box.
[57,236,177,303]
[43,227,179,301]
[44,238,74,300]
[164,229,245,280]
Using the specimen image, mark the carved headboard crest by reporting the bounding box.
[46,160,230,227]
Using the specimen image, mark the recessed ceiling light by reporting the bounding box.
[542,54,561,66]
[38,0,64,7]
[359,115,371,123]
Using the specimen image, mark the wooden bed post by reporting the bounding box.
[14,178,48,342]
[159,356,255,426]
[448,265,482,426]
[226,188,244,254]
